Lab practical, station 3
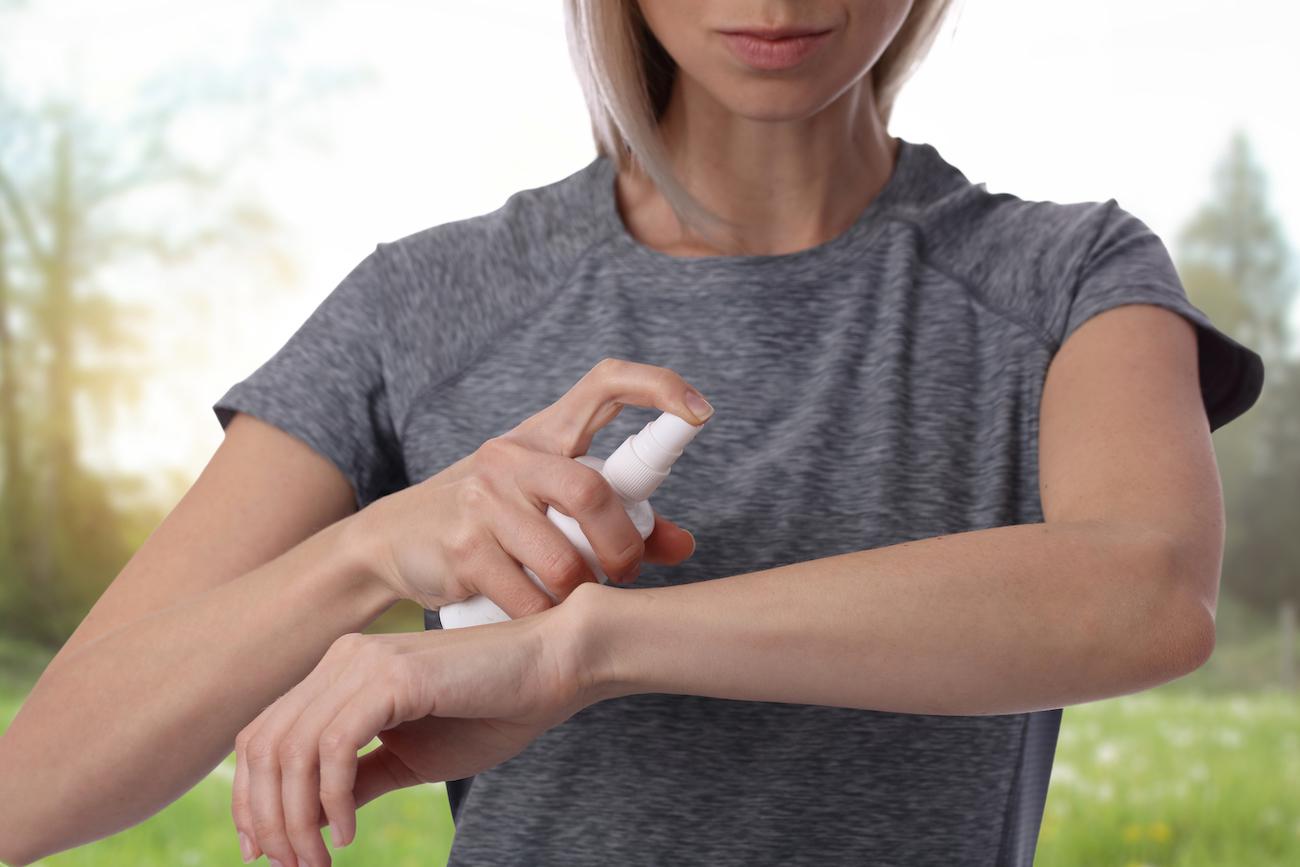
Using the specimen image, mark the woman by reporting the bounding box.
[0,1,1265,866]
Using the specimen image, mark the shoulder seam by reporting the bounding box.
[1057,197,1121,354]
[884,215,1059,353]
[391,227,621,441]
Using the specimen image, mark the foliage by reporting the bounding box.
[1174,127,1300,616]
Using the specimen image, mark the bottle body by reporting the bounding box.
[438,412,701,630]
[438,454,654,629]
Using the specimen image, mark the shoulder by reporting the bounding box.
[895,169,1138,351]
[373,159,612,402]
[383,160,609,306]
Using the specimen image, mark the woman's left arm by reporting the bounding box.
[570,303,1222,716]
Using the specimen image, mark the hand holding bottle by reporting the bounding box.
[353,357,714,618]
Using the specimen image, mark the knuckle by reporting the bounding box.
[541,545,587,584]
[612,539,643,576]
[444,522,487,562]
[476,435,513,464]
[593,356,625,377]
[245,736,278,765]
[276,736,313,765]
[562,469,610,513]
[520,593,553,618]
[284,815,320,840]
[318,726,351,760]
[249,813,285,840]
[457,474,494,509]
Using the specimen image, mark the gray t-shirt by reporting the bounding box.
[213,137,1264,866]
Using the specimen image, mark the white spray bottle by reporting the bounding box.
[438,410,704,629]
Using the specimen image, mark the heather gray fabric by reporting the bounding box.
[212,137,1264,866]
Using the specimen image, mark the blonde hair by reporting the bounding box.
[563,0,958,252]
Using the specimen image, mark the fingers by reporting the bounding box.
[231,727,263,863]
[237,671,327,867]
[462,538,559,620]
[507,357,713,457]
[314,681,415,850]
[234,635,361,867]
[506,446,645,585]
[286,662,384,861]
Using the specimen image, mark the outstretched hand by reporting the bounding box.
[230,606,590,867]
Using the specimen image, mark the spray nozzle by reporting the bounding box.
[600,411,704,502]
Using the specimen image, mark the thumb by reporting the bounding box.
[351,744,420,813]
[644,512,696,565]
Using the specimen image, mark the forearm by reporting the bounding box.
[575,519,1212,717]
[0,514,397,866]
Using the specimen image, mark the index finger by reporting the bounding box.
[505,357,714,457]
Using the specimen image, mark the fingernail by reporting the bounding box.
[267,859,283,867]
[237,831,254,863]
[684,389,713,421]
[330,821,343,848]
[684,529,696,556]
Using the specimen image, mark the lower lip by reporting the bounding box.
[720,31,832,71]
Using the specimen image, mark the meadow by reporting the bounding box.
[1,662,1295,866]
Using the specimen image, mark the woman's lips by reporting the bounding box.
[719,30,833,71]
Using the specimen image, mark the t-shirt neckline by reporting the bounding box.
[588,136,918,275]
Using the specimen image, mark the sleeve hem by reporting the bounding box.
[1057,286,1265,433]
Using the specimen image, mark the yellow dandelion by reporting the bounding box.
[1122,823,1144,843]
[1147,820,1172,843]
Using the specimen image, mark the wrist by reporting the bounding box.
[559,581,638,707]
[333,507,402,616]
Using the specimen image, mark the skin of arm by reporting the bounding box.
[566,304,1223,716]
[0,513,398,866]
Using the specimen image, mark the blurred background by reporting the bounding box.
[0,0,1296,864]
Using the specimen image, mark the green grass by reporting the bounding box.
[1035,687,1300,867]
[0,689,455,867]
[1,650,1297,865]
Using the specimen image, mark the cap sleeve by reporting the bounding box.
[1052,199,1265,432]
[212,242,409,510]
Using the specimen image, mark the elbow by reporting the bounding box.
[1171,594,1216,675]
[1140,535,1219,683]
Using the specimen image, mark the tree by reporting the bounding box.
[1174,127,1300,616]
[0,6,375,643]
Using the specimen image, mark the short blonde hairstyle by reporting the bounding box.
[564,0,958,252]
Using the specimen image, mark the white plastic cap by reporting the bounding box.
[601,411,703,502]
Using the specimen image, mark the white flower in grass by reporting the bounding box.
[1051,762,1079,786]
[1214,727,1243,749]
[1094,739,1121,766]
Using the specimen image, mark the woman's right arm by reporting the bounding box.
[0,411,399,867]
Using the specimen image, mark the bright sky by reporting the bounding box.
[2,0,1297,504]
